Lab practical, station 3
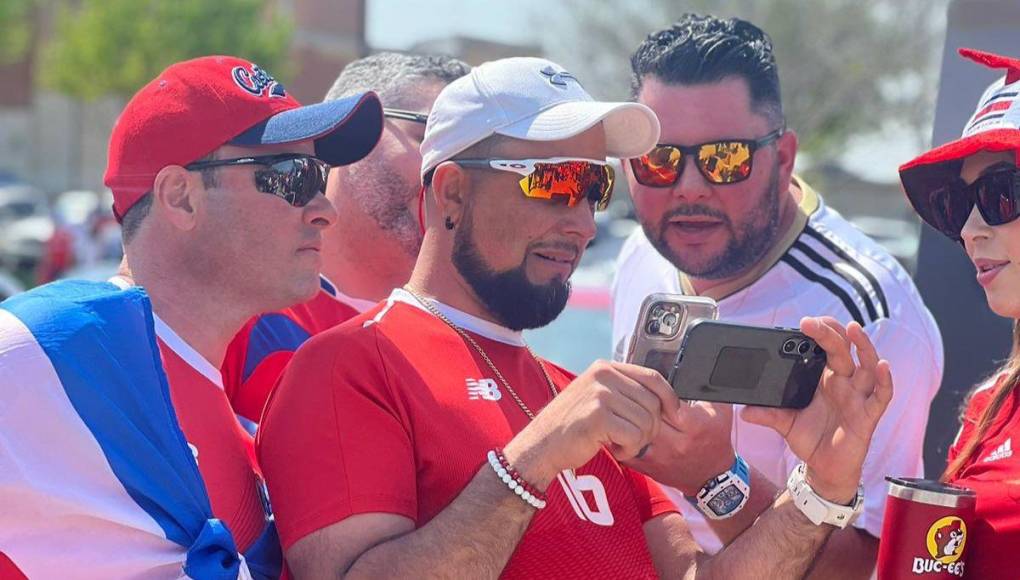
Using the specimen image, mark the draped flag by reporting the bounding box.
[0,280,279,579]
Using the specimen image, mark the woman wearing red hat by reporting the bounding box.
[900,48,1020,577]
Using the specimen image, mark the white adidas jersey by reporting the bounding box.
[611,182,943,552]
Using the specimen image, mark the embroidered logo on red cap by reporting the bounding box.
[232,63,286,99]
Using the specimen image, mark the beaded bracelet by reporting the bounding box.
[486,449,547,509]
[494,449,546,500]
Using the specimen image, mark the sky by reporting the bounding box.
[367,0,541,52]
[366,0,928,184]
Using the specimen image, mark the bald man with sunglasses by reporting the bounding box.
[257,56,895,580]
[220,53,470,428]
[611,15,943,578]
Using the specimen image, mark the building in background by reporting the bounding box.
[0,0,543,197]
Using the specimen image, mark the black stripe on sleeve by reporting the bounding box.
[793,240,879,322]
[781,254,866,326]
[804,226,889,319]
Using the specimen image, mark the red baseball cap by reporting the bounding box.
[104,55,383,220]
[900,48,1020,223]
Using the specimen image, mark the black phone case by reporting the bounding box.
[669,320,827,409]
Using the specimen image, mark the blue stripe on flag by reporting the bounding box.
[1,280,244,578]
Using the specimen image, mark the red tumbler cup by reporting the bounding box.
[876,477,976,579]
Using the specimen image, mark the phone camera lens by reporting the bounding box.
[797,340,811,355]
[662,313,678,328]
[647,320,660,334]
[782,339,798,354]
[813,344,824,357]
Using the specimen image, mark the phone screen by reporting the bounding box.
[709,346,769,390]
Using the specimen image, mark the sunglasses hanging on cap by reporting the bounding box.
[185,153,329,208]
[453,157,615,211]
[907,165,1020,242]
[629,127,785,187]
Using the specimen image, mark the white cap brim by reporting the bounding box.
[496,100,660,159]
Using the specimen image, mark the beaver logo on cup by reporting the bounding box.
[912,516,967,576]
[929,517,966,561]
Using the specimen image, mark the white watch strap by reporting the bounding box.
[786,463,863,528]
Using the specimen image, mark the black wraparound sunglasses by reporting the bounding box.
[907,166,1020,242]
[186,154,329,208]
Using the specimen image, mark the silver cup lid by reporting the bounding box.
[886,477,976,508]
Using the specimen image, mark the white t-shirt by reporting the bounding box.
[611,179,944,552]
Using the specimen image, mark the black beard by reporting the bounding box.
[643,159,782,280]
[452,210,571,331]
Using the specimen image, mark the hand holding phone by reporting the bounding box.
[742,317,895,504]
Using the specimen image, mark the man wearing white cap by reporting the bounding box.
[257,57,894,579]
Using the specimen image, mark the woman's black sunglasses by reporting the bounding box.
[907,166,1020,241]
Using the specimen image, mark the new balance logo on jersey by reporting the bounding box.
[982,438,1012,463]
[466,378,502,401]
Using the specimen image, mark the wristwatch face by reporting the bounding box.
[708,484,746,516]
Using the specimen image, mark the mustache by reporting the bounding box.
[528,240,584,259]
[662,204,731,225]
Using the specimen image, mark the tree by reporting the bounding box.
[541,0,948,158]
[39,0,293,100]
[0,0,33,64]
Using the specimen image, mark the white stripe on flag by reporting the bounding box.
[0,309,187,579]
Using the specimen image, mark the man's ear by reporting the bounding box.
[430,161,469,228]
[775,129,799,193]
[152,165,201,231]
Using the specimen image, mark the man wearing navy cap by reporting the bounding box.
[0,56,381,579]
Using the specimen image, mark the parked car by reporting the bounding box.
[0,184,47,228]
[0,214,53,272]
[0,183,50,272]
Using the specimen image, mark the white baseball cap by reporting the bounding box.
[420,57,660,179]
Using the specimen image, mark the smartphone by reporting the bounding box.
[625,294,719,378]
[670,319,827,409]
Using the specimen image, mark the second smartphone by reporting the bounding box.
[624,293,719,378]
[669,319,827,409]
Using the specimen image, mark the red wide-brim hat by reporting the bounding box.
[899,48,1020,230]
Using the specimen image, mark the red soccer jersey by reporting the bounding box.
[257,289,677,579]
[221,276,369,426]
[0,551,26,579]
[946,376,1020,578]
[155,315,270,553]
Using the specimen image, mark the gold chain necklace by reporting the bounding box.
[403,286,558,420]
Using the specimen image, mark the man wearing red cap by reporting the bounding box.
[0,56,382,578]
